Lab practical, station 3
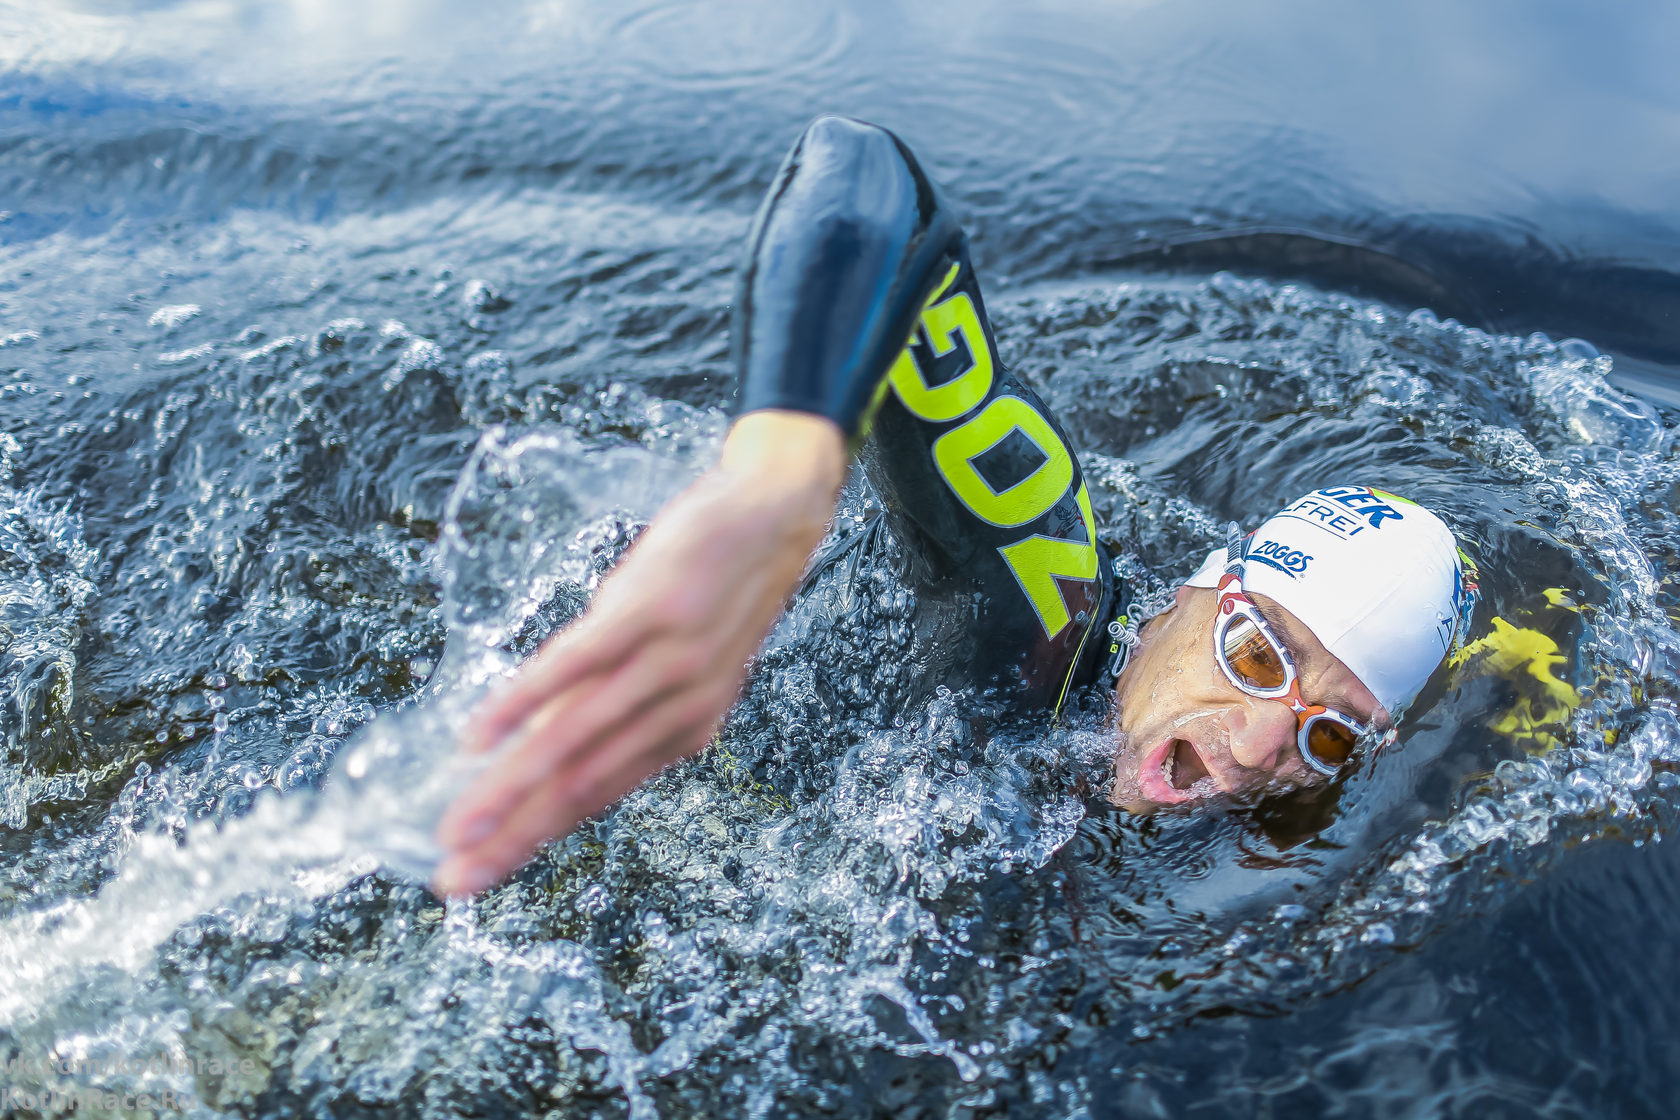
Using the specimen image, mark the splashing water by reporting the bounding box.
[0,271,1675,1117]
[0,380,712,1112]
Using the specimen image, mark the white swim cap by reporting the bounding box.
[1184,486,1474,718]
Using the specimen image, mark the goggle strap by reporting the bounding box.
[1223,521,1245,576]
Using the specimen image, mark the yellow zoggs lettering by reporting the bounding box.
[998,482,1100,640]
[931,395,1074,528]
[888,281,994,422]
[888,268,1098,640]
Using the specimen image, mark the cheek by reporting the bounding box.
[1153,621,1214,695]
[1271,766,1324,797]
[1117,617,1206,723]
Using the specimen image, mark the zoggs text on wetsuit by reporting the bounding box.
[734,116,1114,714]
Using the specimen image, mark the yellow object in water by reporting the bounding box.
[1541,586,1578,610]
[1450,614,1581,752]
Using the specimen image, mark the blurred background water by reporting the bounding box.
[1,2,1678,1117]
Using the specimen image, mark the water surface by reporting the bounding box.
[2,3,1679,1117]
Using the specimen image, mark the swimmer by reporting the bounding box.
[431,116,1475,896]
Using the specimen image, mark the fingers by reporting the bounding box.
[433,763,575,896]
[432,681,725,896]
[466,609,649,754]
[462,499,743,754]
[437,627,747,853]
[566,674,738,805]
[439,656,672,849]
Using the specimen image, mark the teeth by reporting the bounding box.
[1163,740,1211,793]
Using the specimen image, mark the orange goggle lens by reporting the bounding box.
[1303,716,1359,769]
[1220,615,1289,691]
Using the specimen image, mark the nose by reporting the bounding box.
[1223,696,1300,774]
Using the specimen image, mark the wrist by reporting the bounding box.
[717,410,847,541]
[721,410,846,492]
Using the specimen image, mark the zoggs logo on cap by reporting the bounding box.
[1249,539,1313,578]
[1276,486,1405,540]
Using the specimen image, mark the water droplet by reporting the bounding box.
[1360,922,1396,945]
[461,279,510,312]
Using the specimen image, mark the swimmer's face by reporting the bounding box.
[1109,585,1388,812]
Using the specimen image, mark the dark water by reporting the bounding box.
[2,3,1678,1117]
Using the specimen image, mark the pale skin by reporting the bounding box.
[1107,584,1387,811]
[432,411,1384,896]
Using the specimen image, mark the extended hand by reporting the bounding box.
[432,412,846,895]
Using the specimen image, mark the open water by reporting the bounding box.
[2,2,1679,1117]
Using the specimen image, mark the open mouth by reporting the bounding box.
[1166,738,1210,791]
[1129,735,1220,808]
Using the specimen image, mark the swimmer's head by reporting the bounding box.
[1109,486,1475,813]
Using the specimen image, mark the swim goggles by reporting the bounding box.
[1212,522,1365,776]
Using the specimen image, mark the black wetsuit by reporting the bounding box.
[736,116,1128,716]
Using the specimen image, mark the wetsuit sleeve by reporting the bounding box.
[734,116,961,434]
[734,116,1110,711]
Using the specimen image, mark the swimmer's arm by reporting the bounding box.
[432,411,845,896]
[433,116,948,894]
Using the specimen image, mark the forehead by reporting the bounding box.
[1246,590,1386,726]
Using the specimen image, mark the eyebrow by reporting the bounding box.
[1250,598,1365,719]
[1249,598,1307,661]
